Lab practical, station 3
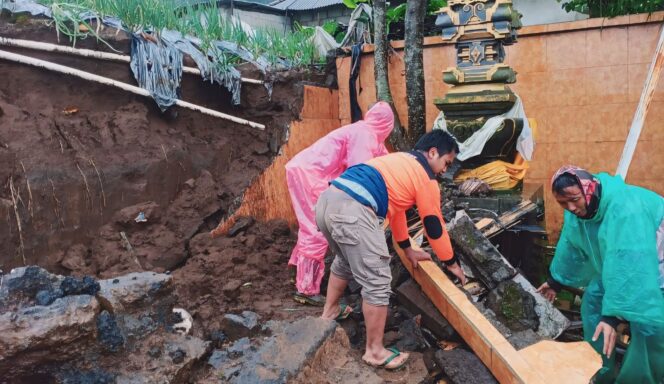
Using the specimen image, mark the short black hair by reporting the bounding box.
[413,130,459,155]
[552,173,580,195]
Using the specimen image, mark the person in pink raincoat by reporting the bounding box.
[287,101,394,306]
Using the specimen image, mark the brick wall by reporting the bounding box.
[336,12,664,236]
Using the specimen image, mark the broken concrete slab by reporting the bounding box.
[511,274,570,339]
[447,211,516,289]
[396,279,457,340]
[116,333,211,384]
[221,311,260,341]
[97,272,172,313]
[485,280,539,332]
[0,295,100,377]
[211,316,337,383]
[435,348,497,384]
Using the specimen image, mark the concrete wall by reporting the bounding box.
[336,12,664,235]
[513,0,588,26]
[293,5,353,27]
[220,7,290,32]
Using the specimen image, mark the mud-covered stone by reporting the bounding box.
[211,317,337,383]
[396,279,457,340]
[485,280,539,332]
[97,310,125,353]
[435,349,497,384]
[221,311,260,340]
[61,275,100,296]
[228,216,255,237]
[447,211,517,289]
[0,266,63,311]
[0,295,100,379]
[97,272,172,313]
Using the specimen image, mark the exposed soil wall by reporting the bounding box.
[0,19,317,276]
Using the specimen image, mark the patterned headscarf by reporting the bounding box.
[551,165,602,219]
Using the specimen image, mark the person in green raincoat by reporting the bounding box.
[536,165,664,384]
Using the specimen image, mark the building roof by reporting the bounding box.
[269,0,345,11]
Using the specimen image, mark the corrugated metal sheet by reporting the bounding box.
[269,0,344,11]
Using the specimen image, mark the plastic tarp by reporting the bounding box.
[310,26,339,61]
[340,3,372,46]
[130,34,183,111]
[432,95,534,161]
[0,0,51,16]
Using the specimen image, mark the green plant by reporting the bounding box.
[557,0,664,17]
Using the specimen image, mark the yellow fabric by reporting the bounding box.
[454,119,537,191]
[454,156,529,190]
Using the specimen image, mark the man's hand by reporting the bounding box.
[403,248,432,269]
[446,262,467,285]
[592,321,617,358]
[536,282,557,302]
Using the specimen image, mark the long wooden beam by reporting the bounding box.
[393,239,601,383]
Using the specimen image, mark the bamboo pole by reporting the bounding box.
[0,49,266,130]
[0,36,264,84]
[616,23,664,179]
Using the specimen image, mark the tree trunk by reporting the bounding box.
[404,0,427,147]
[373,0,407,150]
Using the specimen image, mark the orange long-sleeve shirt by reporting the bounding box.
[332,151,453,263]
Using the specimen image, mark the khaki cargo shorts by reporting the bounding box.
[315,186,392,306]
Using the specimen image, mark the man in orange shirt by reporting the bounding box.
[316,130,466,370]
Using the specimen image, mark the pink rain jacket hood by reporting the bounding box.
[287,101,394,175]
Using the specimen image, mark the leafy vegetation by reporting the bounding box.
[37,0,319,69]
[557,0,664,17]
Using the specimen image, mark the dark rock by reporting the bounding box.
[447,211,517,289]
[208,349,231,370]
[227,337,252,358]
[211,317,336,383]
[58,369,116,384]
[148,346,162,358]
[210,330,228,348]
[0,266,63,310]
[395,317,428,352]
[97,272,172,313]
[508,329,541,350]
[228,216,254,237]
[60,276,100,297]
[221,311,260,340]
[396,279,457,340]
[485,280,539,332]
[434,349,497,384]
[0,295,100,379]
[169,348,186,364]
[35,288,64,306]
[96,310,125,353]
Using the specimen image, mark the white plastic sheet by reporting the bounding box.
[432,95,534,161]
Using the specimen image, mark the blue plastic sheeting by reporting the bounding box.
[130,34,183,111]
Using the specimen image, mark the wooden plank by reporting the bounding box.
[393,238,601,383]
[475,200,537,238]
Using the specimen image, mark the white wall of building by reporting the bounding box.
[221,7,290,33]
[513,0,588,26]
